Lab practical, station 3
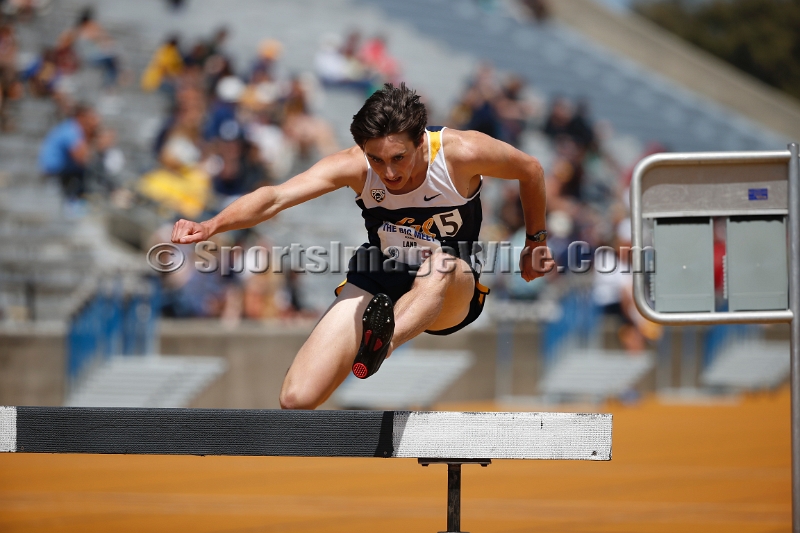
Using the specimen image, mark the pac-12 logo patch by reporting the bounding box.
[371,189,386,203]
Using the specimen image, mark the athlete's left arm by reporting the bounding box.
[449,129,551,282]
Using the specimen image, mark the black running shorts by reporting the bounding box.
[334,244,490,336]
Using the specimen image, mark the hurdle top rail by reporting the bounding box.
[0,407,611,459]
[630,142,800,533]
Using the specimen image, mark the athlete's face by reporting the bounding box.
[363,133,423,192]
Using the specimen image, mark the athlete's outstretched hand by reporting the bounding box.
[171,219,211,244]
[519,243,555,282]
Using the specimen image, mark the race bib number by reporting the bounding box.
[378,221,441,266]
[432,209,463,237]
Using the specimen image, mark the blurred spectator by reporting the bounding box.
[250,39,281,82]
[314,30,402,94]
[21,40,77,114]
[543,96,572,141]
[139,87,210,218]
[53,26,79,76]
[545,209,574,270]
[496,74,539,147]
[591,219,662,352]
[592,228,629,336]
[206,26,229,58]
[546,137,585,210]
[200,27,234,97]
[520,0,551,22]
[451,65,539,146]
[566,99,595,151]
[0,21,21,131]
[204,75,244,140]
[281,74,338,159]
[1,0,49,21]
[71,7,123,89]
[340,31,365,81]
[615,220,661,351]
[315,31,370,91]
[314,34,352,86]
[357,35,400,85]
[164,0,187,11]
[242,269,284,319]
[209,134,268,205]
[460,63,503,139]
[497,184,525,235]
[184,40,210,70]
[245,106,292,181]
[159,242,241,319]
[22,47,59,96]
[240,61,280,114]
[141,35,183,94]
[92,128,125,187]
[38,103,100,198]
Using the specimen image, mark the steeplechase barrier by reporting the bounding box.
[0,407,612,532]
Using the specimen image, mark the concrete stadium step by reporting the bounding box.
[333,349,475,409]
[64,354,228,408]
[538,349,654,403]
[0,134,42,162]
[701,341,790,392]
[315,88,369,147]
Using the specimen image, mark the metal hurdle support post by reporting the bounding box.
[630,143,799,533]
[419,458,491,533]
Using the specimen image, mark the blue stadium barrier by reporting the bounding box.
[541,289,601,367]
[66,276,160,386]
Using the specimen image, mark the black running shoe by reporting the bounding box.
[352,293,395,379]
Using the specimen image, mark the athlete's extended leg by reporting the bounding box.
[279,283,372,409]
[390,250,475,349]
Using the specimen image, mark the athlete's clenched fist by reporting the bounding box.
[171,219,211,244]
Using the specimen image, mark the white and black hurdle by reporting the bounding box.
[0,406,612,532]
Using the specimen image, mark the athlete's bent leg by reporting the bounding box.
[391,250,474,349]
[279,283,372,409]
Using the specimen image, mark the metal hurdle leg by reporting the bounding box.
[419,458,491,533]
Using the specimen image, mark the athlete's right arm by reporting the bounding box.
[171,147,365,244]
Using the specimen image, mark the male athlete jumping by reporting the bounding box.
[171,83,549,409]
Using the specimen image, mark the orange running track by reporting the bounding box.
[0,387,790,533]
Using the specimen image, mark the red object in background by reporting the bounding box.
[714,238,725,292]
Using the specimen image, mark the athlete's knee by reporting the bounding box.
[279,382,320,410]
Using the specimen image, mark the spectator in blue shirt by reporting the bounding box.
[38,104,99,198]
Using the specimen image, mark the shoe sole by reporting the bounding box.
[352,293,394,379]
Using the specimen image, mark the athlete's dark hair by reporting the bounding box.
[350,83,428,147]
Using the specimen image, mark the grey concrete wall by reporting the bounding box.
[0,323,66,406]
[159,320,312,409]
